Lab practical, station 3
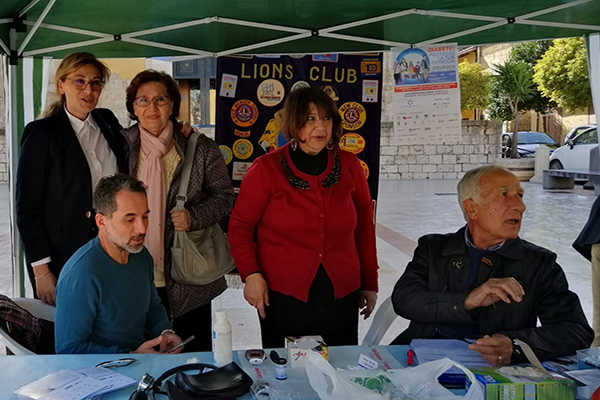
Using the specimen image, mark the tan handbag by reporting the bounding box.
[170,133,235,285]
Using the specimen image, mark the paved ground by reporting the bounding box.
[1,180,596,350]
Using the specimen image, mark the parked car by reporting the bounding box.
[549,127,598,170]
[501,131,559,158]
[563,124,596,144]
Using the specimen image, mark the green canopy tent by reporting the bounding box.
[1,0,600,296]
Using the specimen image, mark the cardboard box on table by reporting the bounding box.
[469,367,575,400]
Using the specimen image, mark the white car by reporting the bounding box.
[549,127,598,170]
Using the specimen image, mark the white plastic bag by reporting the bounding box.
[387,357,484,400]
[305,351,385,400]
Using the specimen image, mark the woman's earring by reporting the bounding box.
[290,138,298,151]
[326,139,334,150]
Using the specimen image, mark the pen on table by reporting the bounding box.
[462,338,477,345]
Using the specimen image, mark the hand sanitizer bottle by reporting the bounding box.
[212,311,233,366]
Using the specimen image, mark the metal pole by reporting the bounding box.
[8,27,25,297]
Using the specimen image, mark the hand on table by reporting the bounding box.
[359,290,377,319]
[464,277,524,311]
[131,332,183,354]
[468,334,513,366]
[244,273,269,319]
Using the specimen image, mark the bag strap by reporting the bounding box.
[176,132,200,210]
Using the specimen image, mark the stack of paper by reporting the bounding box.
[14,367,136,400]
[410,339,490,368]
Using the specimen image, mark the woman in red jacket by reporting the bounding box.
[228,86,378,347]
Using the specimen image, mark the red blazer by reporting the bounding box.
[228,144,378,302]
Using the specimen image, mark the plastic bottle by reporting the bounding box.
[212,311,233,366]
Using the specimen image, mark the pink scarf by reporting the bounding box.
[139,121,174,273]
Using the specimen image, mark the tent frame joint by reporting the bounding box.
[311,29,319,37]
[9,15,26,33]
[507,16,516,24]
[9,50,19,65]
[114,34,122,41]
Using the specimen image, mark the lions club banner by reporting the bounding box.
[215,53,383,199]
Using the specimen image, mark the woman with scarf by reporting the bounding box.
[125,70,234,351]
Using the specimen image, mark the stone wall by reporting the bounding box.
[378,119,502,180]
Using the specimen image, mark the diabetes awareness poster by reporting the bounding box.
[215,54,383,199]
[392,44,461,145]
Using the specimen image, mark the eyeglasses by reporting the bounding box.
[95,358,137,368]
[66,77,104,91]
[133,96,171,108]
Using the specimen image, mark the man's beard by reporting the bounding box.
[107,229,145,254]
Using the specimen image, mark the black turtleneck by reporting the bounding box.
[288,146,328,176]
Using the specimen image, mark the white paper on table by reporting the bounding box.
[15,370,83,400]
[77,367,136,393]
[14,367,136,400]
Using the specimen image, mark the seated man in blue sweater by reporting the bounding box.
[55,173,182,354]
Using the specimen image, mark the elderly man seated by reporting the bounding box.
[391,165,593,365]
[55,174,182,354]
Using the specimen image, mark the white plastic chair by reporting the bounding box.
[361,296,397,346]
[0,298,56,355]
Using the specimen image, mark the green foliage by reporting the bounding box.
[533,37,592,111]
[486,77,513,121]
[509,41,555,113]
[490,61,536,158]
[491,61,535,115]
[458,61,490,111]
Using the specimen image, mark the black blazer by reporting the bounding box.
[16,108,129,289]
[573,195,600,261]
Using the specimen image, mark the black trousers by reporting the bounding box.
[259,266,360,348]
[157,287,212,352]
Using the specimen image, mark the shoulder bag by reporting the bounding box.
[170,133,235,286]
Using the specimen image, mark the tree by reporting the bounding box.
[509,41,555,114]
[533,37,592,111]
[491,61,536,158]
[458,61,490,111]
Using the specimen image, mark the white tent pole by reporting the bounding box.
[215,17,309,34]
[587,34,600,139]
[24,21,111,38]
[414,9,502,22]
[515,20,600,31]
[19,0,41,17]
[18,0,56,55]
[122,17,217,38]
[0,39,9,55]
[320,9,416,33]
[22,37,113,57]
[121,38,214,56]
[8,27,24,297]
[416,20,507,46]
[517,0,591,20]
[217,32,311,57]
[319,32,407,47]
[0,19,13,24]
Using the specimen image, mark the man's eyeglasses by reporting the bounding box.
[67,78,104,91]
[133,96,171,108]
[96,358,137,368]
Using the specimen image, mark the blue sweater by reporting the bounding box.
[55,237,171,354]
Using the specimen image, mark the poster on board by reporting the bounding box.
[392,44,461,145]
[215,54,383,199]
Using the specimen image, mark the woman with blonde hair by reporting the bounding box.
[16,52,129,304]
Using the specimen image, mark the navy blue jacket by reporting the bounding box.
[392,227,593,361]
[573,195,600,261]
[16,108,129,292]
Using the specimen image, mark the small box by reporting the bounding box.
[285,336,328,367]
[469,367,575,400]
